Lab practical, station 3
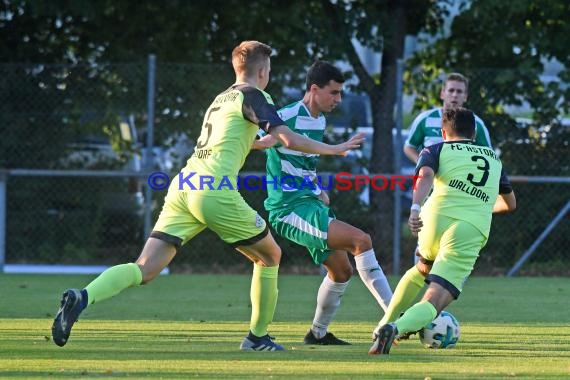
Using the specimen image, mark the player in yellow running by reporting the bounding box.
[51,40,364,351]
[369,107,516,355]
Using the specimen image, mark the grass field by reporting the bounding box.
[1,273,569,379]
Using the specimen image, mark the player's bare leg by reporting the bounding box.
[328,220,392,311]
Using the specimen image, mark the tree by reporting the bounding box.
[407,0,570,165]
[0,0,445,266]
[312,0,446,257]
[405,0,570,272]
[4,0,566,269]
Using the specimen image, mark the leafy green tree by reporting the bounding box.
[405,0,570,271]
[407,0,569,173]
[316,1,447,255]
[3,0,567,269]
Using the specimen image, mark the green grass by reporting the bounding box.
[1,274,569,379]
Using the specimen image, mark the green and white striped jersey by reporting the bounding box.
[264,101,324,211]
[405,107,492,150]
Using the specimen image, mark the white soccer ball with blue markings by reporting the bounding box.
[419,310,460,349]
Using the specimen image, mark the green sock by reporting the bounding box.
[249,263,279,337]
[378,266,425,325]
[395,300,437,334]
[84,263,142,306]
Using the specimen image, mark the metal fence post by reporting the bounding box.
[392,59,404,276]
[0,171,6,272]
[143,54,157,241]
[506,200,570,277]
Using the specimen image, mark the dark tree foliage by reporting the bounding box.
[1,0,567,269]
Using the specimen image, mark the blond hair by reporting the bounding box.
[444,72,469,92]
[232,41,272,77]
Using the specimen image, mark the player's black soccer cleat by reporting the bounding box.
[369,323,398,355]
[51,289,84,347]
[303,330,350,345]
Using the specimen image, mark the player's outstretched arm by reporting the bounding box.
[252,134,278,150]
[269,125,364,156]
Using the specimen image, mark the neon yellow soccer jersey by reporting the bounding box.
[180,84,285,193]
[416,140,512,238]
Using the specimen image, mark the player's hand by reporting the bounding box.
[318,190,330,206]
[408,210,423,236]
[335,132,365,156]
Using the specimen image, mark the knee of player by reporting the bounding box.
[352,230,372,253]
[343,265,354,280]
[329,267,353,283]
[268,245,283,262]
[273,245,282,258]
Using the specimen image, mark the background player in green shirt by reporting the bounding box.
[51,41,364,352]
[404,72,491,164]
[403,73,493,278]
[255,61,393,345]
[369,107,516,355]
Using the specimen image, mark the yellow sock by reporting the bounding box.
[249,263,279,337]
[84,263,142,306]
[379,266,425,325]
[395,300,437,334]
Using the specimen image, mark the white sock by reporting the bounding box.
[311,275,350,339]
[354,249,393,312]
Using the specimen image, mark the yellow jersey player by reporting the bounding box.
[51,41,364,351]
[370,107,516,355]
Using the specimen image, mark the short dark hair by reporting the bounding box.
[305,61,345,91]
[443,107,476,139]
[231,41,272,77]
[443,72,469,93]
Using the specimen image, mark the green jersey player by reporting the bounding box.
[257,61,393,345]
[404,72,492,164]
[51,41,364,352]
[403,73,493,274]
[370,107,516,355]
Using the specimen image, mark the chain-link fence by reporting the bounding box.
[1,60,568,275]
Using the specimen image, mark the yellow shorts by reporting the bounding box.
[418,213,487,298]
[152,187,268,248]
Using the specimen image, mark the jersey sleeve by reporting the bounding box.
[240,86,286,133]
[415,143,443,175]
[474,119,492,148]
[498,168,513,194]
[405,114,426,149]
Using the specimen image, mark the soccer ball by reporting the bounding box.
[419,310,460,349]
